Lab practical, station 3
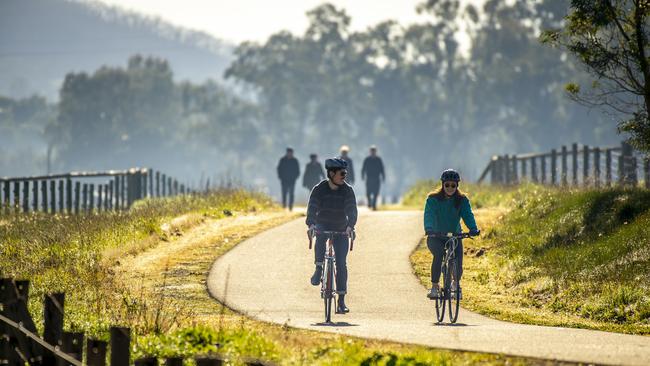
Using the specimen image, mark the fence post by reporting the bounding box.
[561,145,568,186]
[32,180,38,212]
[631,156,639,186]
[195,356,224,366]
[12,181,19,214]
[583,144,590,187]
[166,358,184,366]
[2,181,9,215]
[540,155,547,184]
[148,169,154,198]
[551,149,557,185]
[105,184,110,211]
[594,147,601,188]
[114,176,120,210]
[156,171,160,197]
[89,184,95,212]
[22,181,29,213]
[58,332,84,365]
[167,177,173,196]
[180,184,186,195]
[66,178,72,213]
[97,185,103,212]
[74,182,81,214]
[121,174,126,208]
[606,149,613,187]
[161,174,167,196]
[110,327,130,366]
[511,156,519,184]
[50,180,56,214]
[41,181,47,213]
[572,143,579,185]
[521,158,527,180]
[643,155,650,189]
[126,171,133,208]
[58,180,64,213]
[620,141,635,186]
[108,181,114,210]
[87,339,107,366]
[135,357,159,366]
[531,156,538,183]
[82,184,88,213]
[43,293,65,359]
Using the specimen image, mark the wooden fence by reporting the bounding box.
[0,279,270,366]
[0,168,188,215]
[477,141,649,188]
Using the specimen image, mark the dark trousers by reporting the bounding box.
[366,182,380,210]
[314,233,349,294]
[427,236,463,285]
[280,180,295,210]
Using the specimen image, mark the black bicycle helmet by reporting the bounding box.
[440,169,461,182]
[325,157,348,170]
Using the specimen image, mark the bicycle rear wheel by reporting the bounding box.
[435,264,446,323]
[448,259,460,323]
[324,260,334,323]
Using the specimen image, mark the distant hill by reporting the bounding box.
[0,0,234,100]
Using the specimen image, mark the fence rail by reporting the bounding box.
[0,278,271,366]
[0,168,188,215]
[478,141,649,188]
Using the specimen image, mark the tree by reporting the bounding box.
[542,0,650,151]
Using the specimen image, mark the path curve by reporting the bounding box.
[207,211,650,365]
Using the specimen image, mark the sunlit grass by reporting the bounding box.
[0,188,543,365]
[407,180,650,334]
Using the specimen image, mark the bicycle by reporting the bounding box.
[427,232,475,323]
[308,229,355,323]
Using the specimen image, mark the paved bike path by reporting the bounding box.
[207,211,650,365]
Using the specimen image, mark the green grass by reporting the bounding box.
[0,189,274,336]
[406,180,650,334]
[1,188,550,365]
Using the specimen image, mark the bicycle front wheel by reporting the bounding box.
[324,260,334,323]
[448,259,460,323]
[435,264,446,323]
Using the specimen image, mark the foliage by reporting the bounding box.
[542,0,650,152]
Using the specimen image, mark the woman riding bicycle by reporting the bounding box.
[424,169,480,300]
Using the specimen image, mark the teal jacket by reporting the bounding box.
[423,195,478,234]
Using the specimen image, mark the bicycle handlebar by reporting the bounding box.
[307,230,356,251]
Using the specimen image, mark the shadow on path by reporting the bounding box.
[311,321,360,327]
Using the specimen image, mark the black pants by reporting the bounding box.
[280,180,295,210]
[427,236,463,285]
[366,182,380,210]
[314,233,349,294]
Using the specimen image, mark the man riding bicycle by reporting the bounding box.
[306,157,358,314]
[424,169,480,300]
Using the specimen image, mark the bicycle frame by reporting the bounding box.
[308,230,354,323]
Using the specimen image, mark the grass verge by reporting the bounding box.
[407,181,650,335]
[1,187,574,364]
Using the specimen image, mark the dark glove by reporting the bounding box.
[469,229,480,237]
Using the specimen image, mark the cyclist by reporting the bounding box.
[306,157,358,314]
[424,169,480,300]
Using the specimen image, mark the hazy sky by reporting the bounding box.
[84,0,429,44]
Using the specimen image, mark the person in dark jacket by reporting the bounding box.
[339,145,355,185]
[277,147,300,210]
[303,154,326,191]
[361,145,385,210]
[306,157,357,314]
